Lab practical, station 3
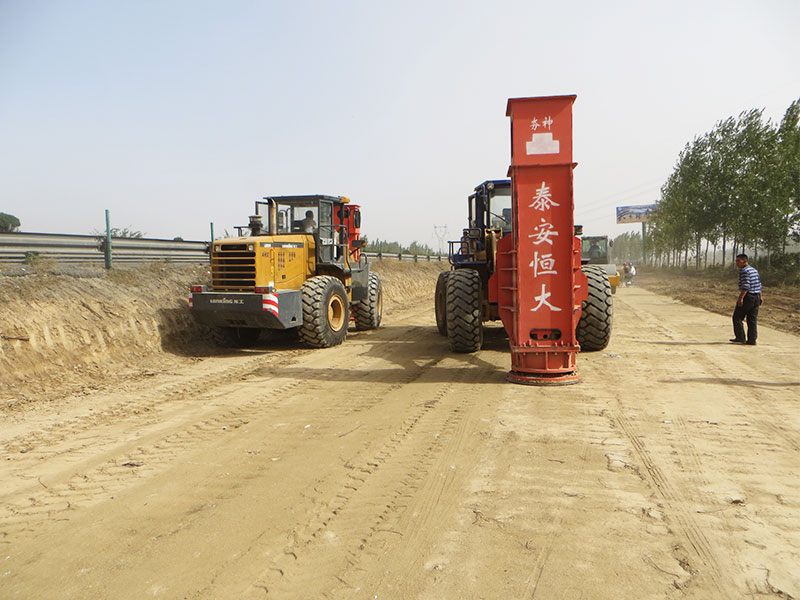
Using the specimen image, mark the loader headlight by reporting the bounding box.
[247,244,254,252]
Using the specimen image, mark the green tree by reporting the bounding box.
[651,101,799,268]
[610,231,642,263]
[92,226,145,238]
[777,99,800,244]
[0,212,21,232]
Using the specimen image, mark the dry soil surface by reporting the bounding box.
[1,262,798,599]
[635,268,800,337]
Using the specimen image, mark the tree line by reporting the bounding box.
[647,99,800,268]
[0,212,20,232]
[360,237,439,257]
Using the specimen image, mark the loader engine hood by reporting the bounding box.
[210,235,315,292]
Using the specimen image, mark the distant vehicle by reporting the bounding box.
[580,235,620,294]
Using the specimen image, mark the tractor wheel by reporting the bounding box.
[353,272,383,330]
[211,326,261,348]
[576,265,613,351]
[434,270,451,336]
[446,269,483,353]
[299,275,350,348]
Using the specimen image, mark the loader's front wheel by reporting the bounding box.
[353,272,383,330]
[434,270,450,336]
[299,276,350,348]
[446,269,483,353]
[576,265,613,351]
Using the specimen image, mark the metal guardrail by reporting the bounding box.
[363,251,445,262]
[0,232,209,264]
[0,232,446,265]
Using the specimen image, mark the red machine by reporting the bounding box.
[501,96,586,383]
[435,96,613,384]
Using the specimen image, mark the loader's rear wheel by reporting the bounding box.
[299,275,350,348]
[212,326,261,348]
[353,272,383,330]
[446,269,483,353]
[576,265,613,351]
[434,270,451,336]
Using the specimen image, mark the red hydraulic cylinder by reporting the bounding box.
[498,95,587,385]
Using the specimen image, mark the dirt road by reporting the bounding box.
[1,281,798,599]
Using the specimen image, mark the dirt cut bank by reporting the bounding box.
[0,260,446,409]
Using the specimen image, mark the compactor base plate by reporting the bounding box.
[506,370,581,386]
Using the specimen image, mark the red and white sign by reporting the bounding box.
[506,95,575,167]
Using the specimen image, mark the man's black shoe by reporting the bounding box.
[729,338,746,343]
[746,341,756,345]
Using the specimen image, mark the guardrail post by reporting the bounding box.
[104,209,113,269]
[210,222,215,263]
[398,252,402,261]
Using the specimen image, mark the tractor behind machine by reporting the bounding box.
[190,195,382,348]
[434,96,613,384]
[580,235,621,294]
[435,180,613,353]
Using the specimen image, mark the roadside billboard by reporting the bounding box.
[616,204,657,224]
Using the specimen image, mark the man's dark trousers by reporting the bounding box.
[733,293,761,344]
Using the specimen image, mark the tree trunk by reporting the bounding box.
[695,235,701,269]
[721,233,727,267]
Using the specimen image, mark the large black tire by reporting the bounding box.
[446,269,483,353]
[434,270,451,336]
[299,275,350,348]
[211,326,261,348]
[576,265,613,351]
[353,272,383,330]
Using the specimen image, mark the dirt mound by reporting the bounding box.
[0,260,446,408]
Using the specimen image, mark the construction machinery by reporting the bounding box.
[190,195,382,348]
[580,235,621,293]
[434,96,613,384]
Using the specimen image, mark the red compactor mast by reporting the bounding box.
[435,95,613,384]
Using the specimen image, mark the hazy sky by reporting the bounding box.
[2,0,798,250]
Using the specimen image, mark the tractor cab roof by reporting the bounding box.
[473,179,511,193]
[261,195,350,205]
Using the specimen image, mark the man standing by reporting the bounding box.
[731,253,763,345]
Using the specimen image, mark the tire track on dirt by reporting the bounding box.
[229,360,485,599]
[333,366,486,598]
[611,408,730,595]
[0,349,306,456]
[609,294,731,594]
[0,314,438,537]
[611,291,800,596]
[522,441,592,599]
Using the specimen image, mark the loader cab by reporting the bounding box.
[581,235,610,264]
[468,180,512,237]
[257,195,357,266]
[451,180,512,266]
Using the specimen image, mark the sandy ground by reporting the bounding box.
[634,268,800,337]
[1,262,798,599]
